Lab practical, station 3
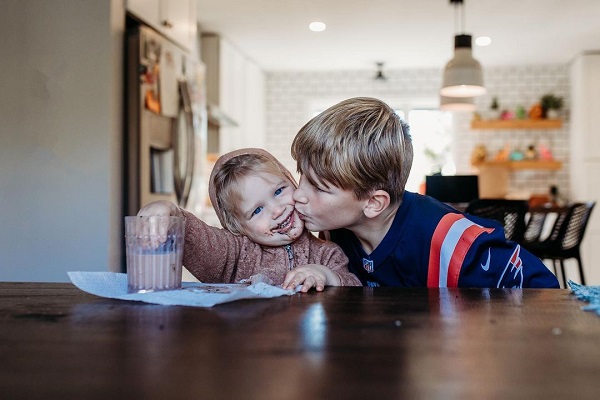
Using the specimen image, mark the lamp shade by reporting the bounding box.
[440,34,485,97]
[440,95,475,111]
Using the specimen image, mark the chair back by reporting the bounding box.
[465,199,529,242]
[523,211,547,243]
[558,202,596,251]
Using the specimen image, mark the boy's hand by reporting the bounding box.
[282,264,341,292]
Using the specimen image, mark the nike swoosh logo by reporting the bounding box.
[481,248,491,271]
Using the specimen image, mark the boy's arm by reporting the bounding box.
[460,240,560,288]
[428,213,560,288]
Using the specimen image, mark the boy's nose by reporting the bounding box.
[292,187,306,204]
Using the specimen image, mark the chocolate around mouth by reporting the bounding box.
[274,212,294,233]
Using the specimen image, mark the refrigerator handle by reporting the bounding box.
[173,80,195,208]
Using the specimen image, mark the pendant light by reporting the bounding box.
[440,0,485,98]
[374,62,387,81]
[440,95,475,111]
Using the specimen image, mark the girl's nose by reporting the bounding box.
[272,203,286,219]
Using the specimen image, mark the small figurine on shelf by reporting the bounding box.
[538,144,554,160]
[509,149,525,161]
[540,94,564,119]
[516,105,527,120]
[495,144,510,161]
[529,103,543,120]
[524,144,537,160]
[500,110,515,120]
[471,144,488,165]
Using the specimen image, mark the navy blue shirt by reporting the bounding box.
[329,191,559,288]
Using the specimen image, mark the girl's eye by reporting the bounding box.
[274,187,284,196]
[252,206,263,216]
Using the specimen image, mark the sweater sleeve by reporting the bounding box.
[180,209,247,283]
[307,235,362,286]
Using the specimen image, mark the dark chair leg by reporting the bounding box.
[559,259,567,289]
[550,259,558,276]
[576,256,586,285]
[551,259,561,288]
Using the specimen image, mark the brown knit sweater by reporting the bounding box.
[180,147,360,286]
[181,209,361,286]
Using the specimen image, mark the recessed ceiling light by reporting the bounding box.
[309,21,326,32]
[475,36,492,46]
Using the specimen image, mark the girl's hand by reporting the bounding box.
[137,200,181,218]
[282,264,341,292]
[131,200,183,246]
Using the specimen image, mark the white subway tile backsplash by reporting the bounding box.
[266,64,570,200]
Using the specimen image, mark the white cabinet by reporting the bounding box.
[569,52,600,285]
[127,0,196,51]
[201,34,266,154]
[127,0,160,26]
[243,60,266,148]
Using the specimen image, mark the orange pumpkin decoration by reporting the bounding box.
[529,103,543,120]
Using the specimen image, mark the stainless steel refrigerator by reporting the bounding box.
[125,23,207,217]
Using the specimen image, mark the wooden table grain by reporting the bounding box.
[1,283,599,399]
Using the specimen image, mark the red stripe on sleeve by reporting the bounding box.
[446,225,494,287]
[427,213,463,287]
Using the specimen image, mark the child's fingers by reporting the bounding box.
[299,275,315,292]
[282,270,301,289]
[129,216,171,248]
[300,275,327,292]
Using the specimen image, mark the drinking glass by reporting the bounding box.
[124,216,185,293]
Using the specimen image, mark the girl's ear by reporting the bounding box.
[363,190,391,218]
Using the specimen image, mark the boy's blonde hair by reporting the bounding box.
[212,153,289,235]
[291,97,413,204]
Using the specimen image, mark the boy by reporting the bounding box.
[138,148,361,292]
[285,97,559,289]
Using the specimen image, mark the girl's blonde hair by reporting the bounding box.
[291,97,413,204]
[211,153,290,235]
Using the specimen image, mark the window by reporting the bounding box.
[405,109,455,192]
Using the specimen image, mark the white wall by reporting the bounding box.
[569,53,600,286]
[0,0,124,282]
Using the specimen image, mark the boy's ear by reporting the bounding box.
[363,190,391,218]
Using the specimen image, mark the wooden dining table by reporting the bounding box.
[1,282,599,400]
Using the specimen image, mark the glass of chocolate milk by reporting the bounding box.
[124,216,185,293]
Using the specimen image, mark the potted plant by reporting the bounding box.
[489,96,500,119]
[540,94,563,119]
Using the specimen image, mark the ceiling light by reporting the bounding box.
[309,22,326,32]
[440,95,476,112]
[440,0,485,98]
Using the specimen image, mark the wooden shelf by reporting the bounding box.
[470,119,562,130]
[472,160,562,170]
